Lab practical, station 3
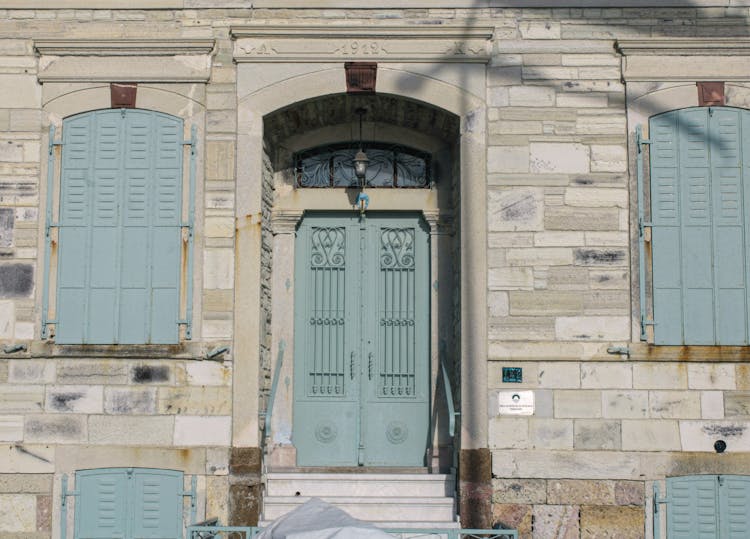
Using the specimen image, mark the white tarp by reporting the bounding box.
[257,498,396,539]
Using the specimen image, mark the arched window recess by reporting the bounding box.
[294,142,431,189]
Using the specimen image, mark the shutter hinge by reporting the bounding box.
[182,125,197,155]
[60,475,79,508]
[635,125,652,151]
[180,475,197,525]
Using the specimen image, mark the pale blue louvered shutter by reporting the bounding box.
[56,110,183,344]
[75,469,129,539]
[719,475,750,538]
[666,475,719,539]
[649,107,750,345]
[131,469,183,539]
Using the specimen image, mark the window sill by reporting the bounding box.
[27,341,206,360]
[629,343,750,362]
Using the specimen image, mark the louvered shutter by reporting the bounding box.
[719,476,750,538]
[131,469,183,539]
[650,107,750,344]
[667,475,719,539]
[56,110,183,344]
[75,469,129,539]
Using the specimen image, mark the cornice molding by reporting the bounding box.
[617,39,750,82]
[271,210,304,234]
[34,39,216,57]
[34,39,216,83]
[231,25,494,64]
[616,38,750,56]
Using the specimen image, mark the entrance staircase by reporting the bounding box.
[260,471,459,529]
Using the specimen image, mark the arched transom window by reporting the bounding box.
[295,143,431,188]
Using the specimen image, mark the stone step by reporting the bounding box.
[258,521,462,533]
[265,472,455,498]
[262,496,456,522]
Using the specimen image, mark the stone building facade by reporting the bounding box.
[1,1,750,538]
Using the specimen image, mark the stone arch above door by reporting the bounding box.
[233,52,490,454]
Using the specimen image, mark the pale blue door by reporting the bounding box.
[650,107,750,344]
[293,213,430,466]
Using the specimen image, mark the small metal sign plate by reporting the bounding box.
[502,367,523,383]
[498,390,535,416]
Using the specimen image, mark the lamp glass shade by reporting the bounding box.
[353,150,369,181]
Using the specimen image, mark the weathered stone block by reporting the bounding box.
[45,386,103,414]
[158,386,231,415]
[204,289,234,313]
[488,146,529,174]
[547,266,589,290]
[556,93,609,108]
[583,290,629,315]
[488,188,544,232]
[104,387,157,415]
[492,479,546,504]
[548,479,614,505]
[574,419,621,450]
[530,143,589,174]
[506,248,573,266]
[702,391,724,419]
[580,505,644,539]
[488,291,509,318]
[490,317,555,341]
[737,365,750,390]
[510,290,582,317]
[0,445,54,474]
[555,391,602,418]
[24,415,86,444]
[590,270,629,290]
[0,300,14,338]
[725,392,750,418]
[533,505,579,539]
[206,141,236,181]
[508,86,556,107]
[545,207,619,231]
[492,504,532,538]
[57,361,127,384]
[493,450,640,480]
[204,249,234,289]
[207,447,229,476]
[230,447,261,475]
[0,385,43,413]
[88,416,172,446]
[0,415,22,441]
[489,417,529,449]
[488,267,534,290]
[614,481,644,506]
[633,363,687,390]
[131,364,172,384]
[621,420,680,451]
[520,21,561,39]
[8,361,54,385]
[37,494,51,531]
[206,475,230,525]
[574,248,627,266]
[688,364,736,390]
[680,420,750,452]
[0,494,36,532]
[538,363,580,389]
[649,391,701,419]
[0,474,51,494]
[174,416,231,446]
[205,217,235,239]
[581,363,632,389]
[186,361,231,386]
[555,316,629,341]
[530,418,574,449]
[602,391,648,419]
[590,145,627,173]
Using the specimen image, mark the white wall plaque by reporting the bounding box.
[498,390,535,416]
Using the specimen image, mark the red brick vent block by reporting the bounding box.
[111,83,137,108]
[697,82,725,106]
[345,62,377,94]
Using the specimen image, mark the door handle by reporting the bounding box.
[350,352,355,380]
[368,353,373,380]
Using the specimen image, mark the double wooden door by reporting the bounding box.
[293,213,430,466]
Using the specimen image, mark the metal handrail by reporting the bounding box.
[439,341,459,438]
[261,340,285,447]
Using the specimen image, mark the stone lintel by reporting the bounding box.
[34,39,216,57]
[231,25,493,64]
